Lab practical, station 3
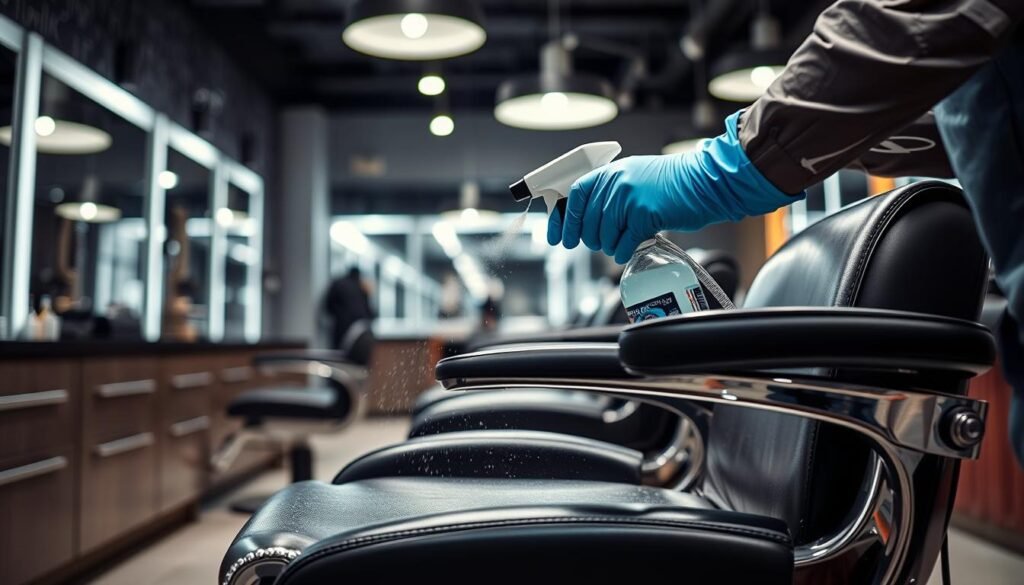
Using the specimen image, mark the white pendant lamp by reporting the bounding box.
[342,0,487,61]
[0,77,113,155]
[708,10,788,102]
[495,41,618,131]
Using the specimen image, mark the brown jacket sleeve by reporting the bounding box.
[739,0,1024,194]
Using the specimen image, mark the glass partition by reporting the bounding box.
[223,183,256,341]
[0,43,18,335]
[28,73,148,339]
[161,148,213,341]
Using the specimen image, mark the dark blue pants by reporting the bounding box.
[936,33,1024,465]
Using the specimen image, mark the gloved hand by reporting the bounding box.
[548,110,805,264]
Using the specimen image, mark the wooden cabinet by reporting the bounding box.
[79,358,161,554]
[0,342,302,583]
[0,449,77,585]
[158,357,216,512]
[0,359,79,585]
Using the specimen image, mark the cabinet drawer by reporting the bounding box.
[160,415,211,512]
[0,360,78,459]
[161,357,216,425]
[0,450,76,585]
[80,431,159,553]
[83,359,159,445]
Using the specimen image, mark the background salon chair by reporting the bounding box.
[409,249,738,484]
[222,181,992,585]
[212,327,372,513]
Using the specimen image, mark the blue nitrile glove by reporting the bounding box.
[548,110,806,264]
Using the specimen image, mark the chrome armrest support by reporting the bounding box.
[440,372,984,460]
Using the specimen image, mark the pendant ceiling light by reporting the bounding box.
[708,5,788,102]
[342,0,486,61]
[0,77,112,155]
[54,176,121,224]
[440,181,500,225]
[495,40,618,131]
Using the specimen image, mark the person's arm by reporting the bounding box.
[741,0,1023,194]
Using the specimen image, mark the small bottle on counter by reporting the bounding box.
[35,295,61,341]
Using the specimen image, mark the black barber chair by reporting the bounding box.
[212,329,371,513]
[221,181,992,585]
[409,249,738,485]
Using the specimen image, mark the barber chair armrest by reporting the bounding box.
[254,350,368,388]
[468,325,624,352]
[436,307,993,460]
[618,307,995,378]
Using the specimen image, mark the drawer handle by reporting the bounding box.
[172,372,213,390]
[0,456,68,488]
[0,389,68,412]
[95,432,154,458]
[170,415,210,437]
[220,366,253,383]
[96,379,156,398]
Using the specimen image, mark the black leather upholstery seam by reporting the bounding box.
[842,187,917,307]
[280,516,792,581]
[799,421,820,543]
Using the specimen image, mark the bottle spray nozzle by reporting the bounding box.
[508,141,622,216]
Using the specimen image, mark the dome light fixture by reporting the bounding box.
[342,0,486,61]
[55,201,121,223]
[418,74,446,96]
[158,170,179,190]
[708,9,789,102]
[0,115,113,155]
[430,113,455,136]
[495,41,618,131]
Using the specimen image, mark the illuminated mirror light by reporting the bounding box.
[430,114,455,136]
[330,220,372,254]
[418,74,446,96]
[431,220,462,257]
[158,170,179,190]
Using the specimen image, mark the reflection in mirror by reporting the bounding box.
[27,74,147,341]
[0,45,16,336]
[223,183,255,341]
[162,149,212,341]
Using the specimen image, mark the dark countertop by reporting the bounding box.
[0,339,306,359]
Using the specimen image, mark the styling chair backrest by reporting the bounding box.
[702,182,989,546]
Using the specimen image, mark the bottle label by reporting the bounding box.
[626,286,708,323]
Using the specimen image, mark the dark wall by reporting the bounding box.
[0,0,275,174]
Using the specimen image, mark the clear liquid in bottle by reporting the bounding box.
[620,234,711,323]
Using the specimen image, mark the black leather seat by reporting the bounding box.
[228,387,350,421]
[221,181,990,585]
[215,338,371,513]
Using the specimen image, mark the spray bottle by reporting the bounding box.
[509,141,622,218]
[510,143,735,323]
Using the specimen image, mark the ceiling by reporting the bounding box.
[186,0,828,114]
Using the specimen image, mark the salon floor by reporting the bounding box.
[88,417,1024,585]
